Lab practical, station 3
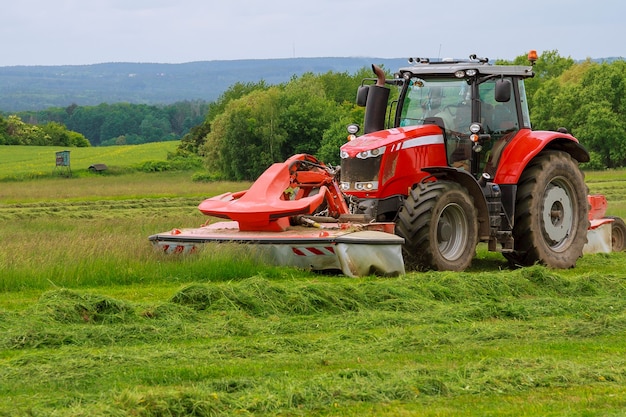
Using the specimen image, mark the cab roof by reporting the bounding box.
[397,58,535,79]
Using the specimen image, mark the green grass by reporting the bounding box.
[2,265,626,416]
[0,158,626,415]
[0,142,180,180]
[0,170,248,204]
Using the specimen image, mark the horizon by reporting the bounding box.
[2,54,624,69]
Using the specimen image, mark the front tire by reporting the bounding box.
[396,181,478,271]
[505,151,589,268]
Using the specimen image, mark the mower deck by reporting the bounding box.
[149,221,406,277]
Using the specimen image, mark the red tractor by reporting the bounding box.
[339,51,597,271]
[152,51,623,275]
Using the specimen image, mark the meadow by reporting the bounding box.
[0,142,182,181]
[1,145,626,416]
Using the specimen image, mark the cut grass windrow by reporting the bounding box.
[1,269,626,416]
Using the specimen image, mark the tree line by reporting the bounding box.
[173,69,372,181]
[506,51,626,169]
[2,100,208,147]
[175,51,625,181]
[0,115,90,147]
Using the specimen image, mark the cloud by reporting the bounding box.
[0,0,623,66]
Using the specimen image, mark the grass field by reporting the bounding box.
[1,146,626,416]
[0,142,180,180]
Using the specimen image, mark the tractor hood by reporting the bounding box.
[340,124,443,158]
[339,123,447,198]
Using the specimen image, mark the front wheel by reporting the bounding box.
[396,181,478,271]
[504,151,589,268]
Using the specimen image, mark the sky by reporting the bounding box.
[1,0,624,67]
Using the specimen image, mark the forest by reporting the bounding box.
[2,51,625,176]
[1,100,208,147]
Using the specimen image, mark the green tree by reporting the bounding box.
[197,68,383,179]
[0,115,9,144]
[140,114,173,142]
[67,105,107,145]
[531,59,626,168]
[203,88,285,180]
[574,102,626,167]
[316,68,370,105]
[504,50,575,100]
[317,105,364,165]
[4,115,49,145]
[278,74,338,158]
[0,116,90,147]
[41,121,71,146]
[67,130,90,147]
[571,61,626,167]
[166,100,208,135]
[99,103,144,143]
[175,81,268,157]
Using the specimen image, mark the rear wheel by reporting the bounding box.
[607,216,626,252]
[504,151,589,268]
[396,181,478,271]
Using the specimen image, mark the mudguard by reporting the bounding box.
[493,129,590,185]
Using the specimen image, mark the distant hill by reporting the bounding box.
[0,57,408,112]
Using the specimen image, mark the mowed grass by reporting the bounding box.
[0,155,626,415]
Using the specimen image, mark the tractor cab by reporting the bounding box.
[392,56,533,178]
[342,54,537,224]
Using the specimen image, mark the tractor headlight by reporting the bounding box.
[469,123,482,134]
[355,181,378,191]
[347,124,360,134]
[357,146,386,159]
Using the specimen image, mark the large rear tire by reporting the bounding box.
[504,151,589,268]
[396,181,478,271]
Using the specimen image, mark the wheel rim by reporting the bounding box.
[436,202,468,261]
[542,178,575,250]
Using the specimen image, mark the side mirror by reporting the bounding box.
[356,85,369,107]
[495,79,512,103]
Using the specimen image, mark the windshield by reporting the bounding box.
[399,78,471,133]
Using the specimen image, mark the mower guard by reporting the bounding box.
[198,162,328,232]
[149,221,406,277]
[583,194,615,254]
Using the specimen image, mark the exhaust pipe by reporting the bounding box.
[363,64,390,134]
[372,64,386,87]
